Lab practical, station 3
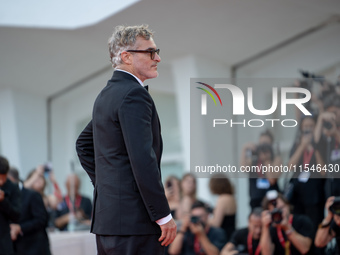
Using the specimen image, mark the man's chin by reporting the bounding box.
[150,72,159,79]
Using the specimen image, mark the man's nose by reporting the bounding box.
[154,53,161,62]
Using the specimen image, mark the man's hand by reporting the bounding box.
[221,249,238,255]
[243,143,256,153]
[221,243,239,255]
[277,213,291,232]
[324,196,335,223]
[36,165,45,175]
[262,210,272,228]
[159,218,177,246]
[315,196,336,248]
[0,189,5,202]
[10,224,22,241]
[75,209,86,220]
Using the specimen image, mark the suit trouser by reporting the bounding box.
[96,234,165,255]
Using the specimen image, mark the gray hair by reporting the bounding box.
[108,25,154,68]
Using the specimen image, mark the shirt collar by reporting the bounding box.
[115,69,144,87]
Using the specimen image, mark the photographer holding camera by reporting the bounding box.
[168,201,226,255]
[314,94,340,197]
[260,191,314,255]
[240,130,282,210]
[315,196,340,253]
[287,115,326,233]
[221,207,262,255]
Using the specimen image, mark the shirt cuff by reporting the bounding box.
[156,214,172,225]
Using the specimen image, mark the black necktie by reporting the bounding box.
[144,85,149,91]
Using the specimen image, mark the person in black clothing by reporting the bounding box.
[7,168,51,255]
[260,192,314,255]
[209,174,236,242]
[240,130,281,210]
[0,156,21,255]
[315,196,340,253]
[288,115,326,233]
[314,94,340,198]
[54,174,92,231]
[168,201,226,255]
[221,207,262,255]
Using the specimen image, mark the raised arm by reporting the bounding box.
[315,196,336,248]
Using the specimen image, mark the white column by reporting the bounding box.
[0,88,47,175]
[0,89,21,169]
[171,55,197,171]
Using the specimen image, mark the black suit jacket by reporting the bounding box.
[0,179,21,255]
[76,70,170,235]
[14,187,51,255]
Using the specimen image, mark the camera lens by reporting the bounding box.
[330,197,340,215]
[190,216,199,224]
[271,208,283,224]
[324,121,333,130]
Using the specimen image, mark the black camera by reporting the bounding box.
[330,197,340,215]
[302,129,312,135]
[248,143,274,164]
[190,216,200,224]
[298,70,336,107]
[324,121,333,130]
[257,144,274,160]
[271,208,283,224]
[166,180,172,188]
[299,70,325,84]
[44,163,52,173]
[257,143,273,153]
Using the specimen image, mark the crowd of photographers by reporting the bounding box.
[165,72,340,255]
[236,72,340,255]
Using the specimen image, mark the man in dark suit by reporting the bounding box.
[76,25,176,255]
[0,156,21,255]
[8,168,51,255]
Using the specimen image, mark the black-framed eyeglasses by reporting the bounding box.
[126,48,160,60]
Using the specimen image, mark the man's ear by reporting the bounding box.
[121,51,132,65]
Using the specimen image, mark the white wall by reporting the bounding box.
[51,68,111,196]
[0,89,21,168]
[0,88,47,177]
